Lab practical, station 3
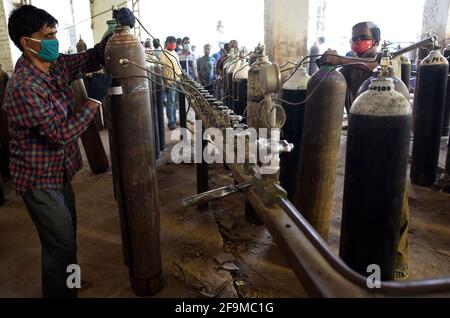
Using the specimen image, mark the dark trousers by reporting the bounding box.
[22,183,78,298]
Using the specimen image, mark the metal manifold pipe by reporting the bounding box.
[391,36,437,59]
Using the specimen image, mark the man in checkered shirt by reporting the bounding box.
[2,5,133,297]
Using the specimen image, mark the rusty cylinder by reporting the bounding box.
[340,77,411,280]
[280,65,310,201]
[294,65,347,240]
[411,49,448,186]
[105,25,163,296]
[0,66,10,178]
[76,36,104,130]
[76,36,87,53]
[146,60,160,159]
[71,79,109,174]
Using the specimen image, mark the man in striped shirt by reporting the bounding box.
[178,36,198,81]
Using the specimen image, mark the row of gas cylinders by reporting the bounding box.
[282,47,450,280]
[220,44,450,280]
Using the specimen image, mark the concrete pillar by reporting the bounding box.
[0,0,14,73]
[422,0,450,41]
[264,0,309,70]
[90,0,129,44]
[445,2,450,42]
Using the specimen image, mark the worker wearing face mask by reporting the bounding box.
[178,36,198,81]
[341,21,381,113]
[3,5,135,297]
[318,21,410,281]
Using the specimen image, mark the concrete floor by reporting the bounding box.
[0,126,449,297]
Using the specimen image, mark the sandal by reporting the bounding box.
[394,263,409,280]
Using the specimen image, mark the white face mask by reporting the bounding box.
[183,44,191,51]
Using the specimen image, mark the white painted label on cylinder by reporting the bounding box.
[109,86,123,95]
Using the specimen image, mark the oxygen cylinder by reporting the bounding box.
[248,50,258,66]
[103,19,118,41]
[223,49,237,107]
[76,36,103,130]
[279,64,310,201]
[72,38,109,174]
[442,46,450,136]
[153,63,165,152]
[443,44,450,58]
[244,45,271,225]
[146,57,161,159]
[357,67,409,101]
[391,56,402,79]
[101,19,118,130]
[446,135,450,175]
[339,76,411,281]
[411,49,449,186]
[76,35,87,53]
[226,51,242,109]
[294,65,346,239]
[105,25,163,296]
[416,47,430,66]
[222,58,230,100]
[247,45,272,130]
[0,65,10,178]
[446,44,450,170]
[71,79,110,174]
[399,54,411,92]
[412,47,432,129]
[232,60,249,118]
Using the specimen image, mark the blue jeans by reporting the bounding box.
[166,88,179,127]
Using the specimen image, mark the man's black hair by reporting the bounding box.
[353,21,381,42]
[153,38,161,49]
[182,37,190,43]
[166,36,177,44]
[223,43,230,52]
[176,38,182,45]
[8,5,58,52]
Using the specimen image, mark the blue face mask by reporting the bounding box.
[27,37,59,62]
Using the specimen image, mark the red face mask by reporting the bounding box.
[352,40,373,55]
[166,43,176,51]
